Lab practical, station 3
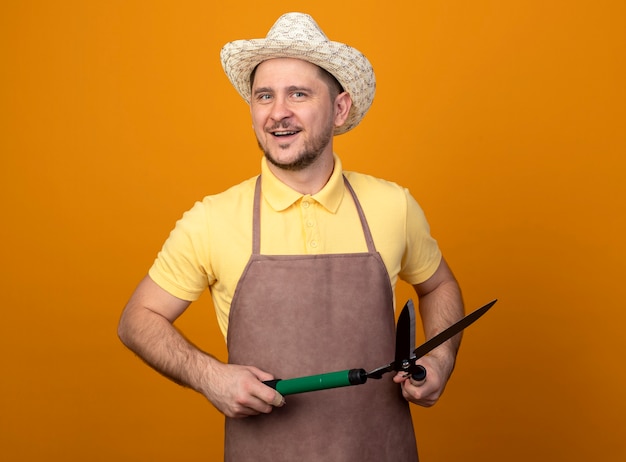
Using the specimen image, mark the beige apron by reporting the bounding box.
[225,176,418,461]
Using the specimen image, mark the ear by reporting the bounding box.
[333,92,353,128]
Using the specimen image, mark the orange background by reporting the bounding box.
[1,1,624,460]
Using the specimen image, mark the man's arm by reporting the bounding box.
[393,257,464,407]
[117,275,284,417]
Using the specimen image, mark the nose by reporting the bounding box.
[269,96,293,123]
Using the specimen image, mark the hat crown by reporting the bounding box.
[266,13,329,44]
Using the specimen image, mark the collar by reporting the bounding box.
[260,154,346,213]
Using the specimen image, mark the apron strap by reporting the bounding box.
[252,175,262,255]
[342,175,377,254]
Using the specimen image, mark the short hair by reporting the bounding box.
[317,66,344,100]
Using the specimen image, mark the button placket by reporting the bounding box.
[300,197,319,253]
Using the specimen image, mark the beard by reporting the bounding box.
[258,118,334,172]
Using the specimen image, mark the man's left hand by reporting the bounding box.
[392,353,454,407]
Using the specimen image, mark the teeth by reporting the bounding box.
[274,131,297,136]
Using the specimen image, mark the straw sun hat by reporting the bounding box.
[220,12,376,135]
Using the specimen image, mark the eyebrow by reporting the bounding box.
[253,87,272,96]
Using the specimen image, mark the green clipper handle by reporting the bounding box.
[263,368,368,396]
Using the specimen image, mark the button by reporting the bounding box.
[310,241,318,248]
[306,220,314,227]
[302,201,310,209]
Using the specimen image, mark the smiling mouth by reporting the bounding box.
[272,130,300,137]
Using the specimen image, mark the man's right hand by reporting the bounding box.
[118,275,284,419]
[201,361,285,418]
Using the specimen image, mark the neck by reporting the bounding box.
[267,152,335,195]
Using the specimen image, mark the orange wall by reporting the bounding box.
[1,1,624,460]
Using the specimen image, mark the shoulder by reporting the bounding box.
[168,176,257,237]
[343,171,412,212]
[197,176,258,211]
[343,170,403,192]
[342,170,432,235]
[179,176,258,229]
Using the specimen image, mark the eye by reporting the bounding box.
[252,93,273,105]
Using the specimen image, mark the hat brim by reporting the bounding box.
[221,38,375,135]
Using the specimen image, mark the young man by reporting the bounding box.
[118,12,463,461]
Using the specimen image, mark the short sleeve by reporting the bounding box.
[148,201,212,301]
[399,189,442,285]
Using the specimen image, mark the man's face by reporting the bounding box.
[250,58,340,171]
